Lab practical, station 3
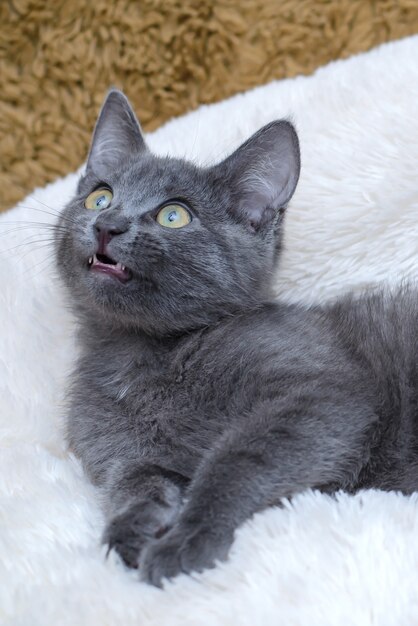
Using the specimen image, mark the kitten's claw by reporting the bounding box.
[140,540,184,587]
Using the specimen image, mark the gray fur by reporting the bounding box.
[55,90,418,586]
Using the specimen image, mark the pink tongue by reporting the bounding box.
[91,260,130,283]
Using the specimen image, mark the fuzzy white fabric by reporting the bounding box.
[1,35,418,626]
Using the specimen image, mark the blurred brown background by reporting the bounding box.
[1,0,418,210]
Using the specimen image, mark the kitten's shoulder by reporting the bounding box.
[185,300,329,365]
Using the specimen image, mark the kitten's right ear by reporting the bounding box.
[86,89,147,177]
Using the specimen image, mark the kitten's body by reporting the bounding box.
[70,292,418,497]
[57,91,418,585]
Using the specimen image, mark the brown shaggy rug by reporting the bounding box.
[1,0,417,210]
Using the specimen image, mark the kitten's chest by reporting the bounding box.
[118,358,236,422]
[108,339,243,447]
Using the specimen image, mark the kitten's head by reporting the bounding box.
[55,90,300,335]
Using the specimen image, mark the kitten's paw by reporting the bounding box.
[104,507,168,569]
[140,523,232,587]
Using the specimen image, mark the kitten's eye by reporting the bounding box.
[156,204,191,229]
[85,188,113,210]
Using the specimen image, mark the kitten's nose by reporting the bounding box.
[94,214,130,243]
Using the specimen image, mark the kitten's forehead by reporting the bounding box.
[108,153,212,215]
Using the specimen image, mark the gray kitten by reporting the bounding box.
[55,90,418,586]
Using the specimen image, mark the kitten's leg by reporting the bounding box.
[102,462,189,568]
[140,400,374,585]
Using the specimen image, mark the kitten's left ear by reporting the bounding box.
[217,121,300,231]
[86,89,147,177]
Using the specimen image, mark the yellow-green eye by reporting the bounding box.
[85,188,113,210]
[156,204,192,229]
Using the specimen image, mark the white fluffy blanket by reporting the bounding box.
[1,36,418,626]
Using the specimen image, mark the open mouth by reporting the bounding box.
[87,253,132,283]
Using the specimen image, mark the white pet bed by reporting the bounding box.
[1,36,418,626]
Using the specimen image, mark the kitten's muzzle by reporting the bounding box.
[88,214,132,283]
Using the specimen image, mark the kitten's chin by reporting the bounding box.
[85,273,156,303]
[78,281,213,337]
[80,272,162,331]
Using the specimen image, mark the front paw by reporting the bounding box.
[140,523,233,587]
[104,506,169,569]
